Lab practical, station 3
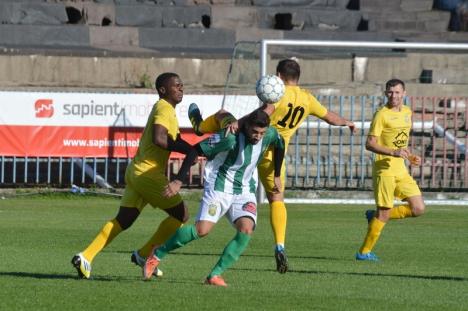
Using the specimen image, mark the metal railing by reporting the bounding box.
[1,95,466,190]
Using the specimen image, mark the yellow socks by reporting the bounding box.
[82,218,122,263]
[199,115,221,133]
[137,216,184,258]
[359,217,386,254]
[390,204,413,219]
[270,201,287,246]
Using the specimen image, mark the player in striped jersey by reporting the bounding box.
[142,110,285,286]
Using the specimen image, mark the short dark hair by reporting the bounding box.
[276,59,300,81]
[245,109,270,129]
[155,72,179,95]
[385,78,405,90]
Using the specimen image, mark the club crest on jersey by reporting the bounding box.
[404,115,410,123]
[208,134,221,146]
[208,202,218,216]
[242,202,257,215]
[393,131,408,148]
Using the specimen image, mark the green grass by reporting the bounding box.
[1,193,467,310]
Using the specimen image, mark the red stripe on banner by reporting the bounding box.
[0,125,207,158]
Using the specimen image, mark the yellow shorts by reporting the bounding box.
[120,165,183,212]
[257,146,286,193]
[373,172,421,208]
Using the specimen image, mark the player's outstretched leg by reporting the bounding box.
[205,231,251,287]
[188,103,203,136]
[142,225,200,280]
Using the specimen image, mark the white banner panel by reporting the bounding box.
[0,91,259,128]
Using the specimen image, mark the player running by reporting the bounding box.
[188,58,355,273]
[143,110,285,286]
[71,72,192,279]
[355,78,425,261]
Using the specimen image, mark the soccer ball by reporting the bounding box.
[255,74,285,103]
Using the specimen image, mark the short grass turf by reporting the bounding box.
[0,193,467,311]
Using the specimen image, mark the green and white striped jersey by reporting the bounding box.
[199,127,283,195]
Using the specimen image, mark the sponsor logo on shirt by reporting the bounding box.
[242,201,257,215]
[393,131,408,148]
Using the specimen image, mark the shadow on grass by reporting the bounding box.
[233,267,468,282]
[0,271,208,285]
[0,271,137,282]
[112,250,341,261]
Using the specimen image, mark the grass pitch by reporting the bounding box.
[0,192,467,310]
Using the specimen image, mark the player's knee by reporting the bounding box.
[235,217,255,235]
[412,204,425,217]
[165,202,189,223]
[115,207,139,230]
[195,223,211,237]
[238,227,254,235]
[115,216,134,230]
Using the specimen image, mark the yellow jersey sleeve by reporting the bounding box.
[270,86,327,147]
[306,92,327,119]
[369,109,385,137]
[154,99,179,140]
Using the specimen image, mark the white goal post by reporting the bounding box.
[257,39,468,204]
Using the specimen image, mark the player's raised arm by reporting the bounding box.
[320,110,355,133]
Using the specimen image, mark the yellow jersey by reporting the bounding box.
[369,105,412,176]
[270,85,327,147]
[132,99,179,175]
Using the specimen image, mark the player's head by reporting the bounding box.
[384,78,406,109]
[276,58,300,84]
[155,72,184,105]
[243,110,270,145]
[385,78,405,91]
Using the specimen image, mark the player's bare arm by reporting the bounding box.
[321,111,356,133]
[153,124,170,149]
[366,135,411,159]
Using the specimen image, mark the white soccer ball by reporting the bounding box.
[255,74,285,103]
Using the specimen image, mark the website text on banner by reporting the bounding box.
[0,92,258,158]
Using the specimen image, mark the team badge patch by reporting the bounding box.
[242,202,257,215]
[208,202,218,216]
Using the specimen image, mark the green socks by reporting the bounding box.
[208,231,251,278]
[155,224,199,260]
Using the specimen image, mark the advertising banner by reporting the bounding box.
[0,91,258,157]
